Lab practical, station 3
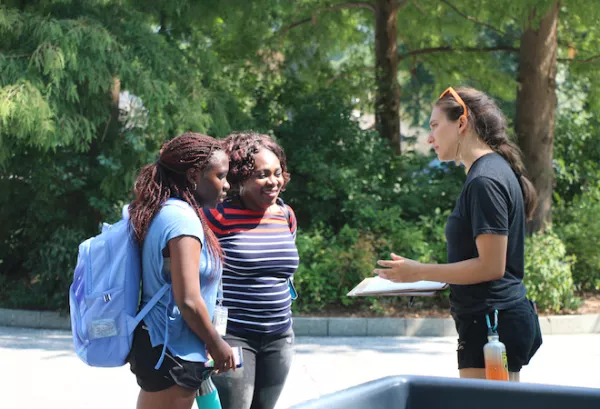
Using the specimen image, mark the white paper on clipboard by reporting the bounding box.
[347,276,448,297]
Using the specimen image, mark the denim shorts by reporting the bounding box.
[127,323,210,392]
[453,298,543,372]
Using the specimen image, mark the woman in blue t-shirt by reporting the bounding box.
[374,87,542,381]
[127,133,235,409]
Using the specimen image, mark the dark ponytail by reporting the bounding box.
[436,88,538,220]
[496,143,537,220]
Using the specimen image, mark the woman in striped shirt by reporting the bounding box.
[202,132,299,409]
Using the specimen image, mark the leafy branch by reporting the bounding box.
[398,45,519,61]
[440,0,516,39]
[279,2,376,35]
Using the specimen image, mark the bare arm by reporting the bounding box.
[375,234,507,285]
[168,235,234,371]
[416,234,507,284]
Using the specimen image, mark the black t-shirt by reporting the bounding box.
[445,153,527,317]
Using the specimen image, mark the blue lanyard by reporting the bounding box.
[485,309,499,332]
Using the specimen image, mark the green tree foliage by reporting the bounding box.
[273,82,464,229]
[1,1,598,312]
[552,76,600,291]
[0,1,226,309]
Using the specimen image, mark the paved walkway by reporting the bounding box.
[1,326,598,408]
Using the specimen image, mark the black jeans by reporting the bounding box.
[212,328,294,409]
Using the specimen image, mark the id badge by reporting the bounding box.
[213,305,228,336]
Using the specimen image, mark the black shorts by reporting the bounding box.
[453,298,542,372]
[128,323,210,392]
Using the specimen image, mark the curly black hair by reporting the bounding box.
[222,131,291,195]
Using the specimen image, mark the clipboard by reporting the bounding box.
[347,276,448,297]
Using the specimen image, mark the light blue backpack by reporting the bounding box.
[69,205,169,367]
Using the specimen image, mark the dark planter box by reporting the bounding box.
[289,375,600,409]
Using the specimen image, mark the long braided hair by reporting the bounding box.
[129,133,223,263]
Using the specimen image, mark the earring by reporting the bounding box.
[193,182,197,191]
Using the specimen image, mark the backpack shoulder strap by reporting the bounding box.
[277,197,292,228]
[132,283,170,329]
[276,198,298,301]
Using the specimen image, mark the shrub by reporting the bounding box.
[294,217,581,315]
[524,230,579,313]
[292,210,450,314]
[554,189,600,291]
[0,226,88,311]
[292,225,379,313]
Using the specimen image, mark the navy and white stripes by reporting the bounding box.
[202,202,299,335]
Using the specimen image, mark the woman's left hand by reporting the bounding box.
[373,253,423,283]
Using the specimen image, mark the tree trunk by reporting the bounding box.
[515,2,559,233]
[374,0,401,154]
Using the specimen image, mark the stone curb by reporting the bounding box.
[2,308,600,337]
[0,308,72,331]
[292,315,600,337]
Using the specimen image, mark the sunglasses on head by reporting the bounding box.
[439,87,468,120]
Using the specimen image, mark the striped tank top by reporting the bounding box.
[202,198,299,336]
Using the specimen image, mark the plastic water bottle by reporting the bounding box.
[196,376,222,408]
[483,330,509,381]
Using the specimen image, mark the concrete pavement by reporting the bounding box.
[1,326,598,408]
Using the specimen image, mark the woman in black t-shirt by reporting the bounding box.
[374,87,542,381]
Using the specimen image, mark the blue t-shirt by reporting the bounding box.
[141,198,221,362]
